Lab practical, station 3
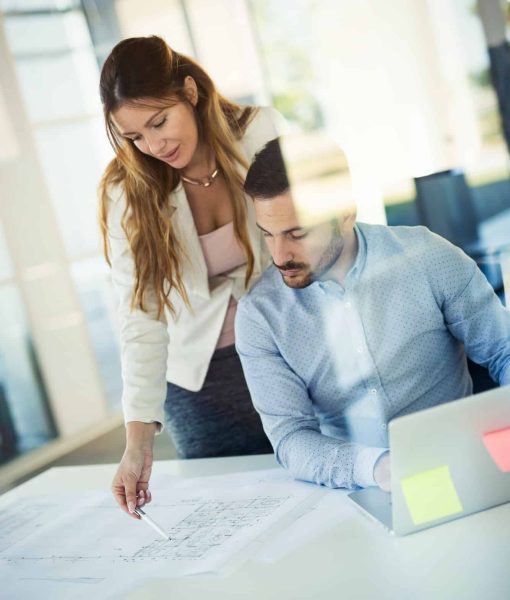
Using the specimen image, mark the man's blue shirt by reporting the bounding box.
[235,223,510,489]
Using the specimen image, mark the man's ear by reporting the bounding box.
[184,76,198,106]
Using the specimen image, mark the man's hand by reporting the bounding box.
[373,451,391,492]
[111,422,157,519]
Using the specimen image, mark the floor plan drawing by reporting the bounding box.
[0,480,317,598]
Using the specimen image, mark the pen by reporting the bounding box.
[134,507,171,540]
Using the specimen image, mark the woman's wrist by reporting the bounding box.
[125,421,158,450]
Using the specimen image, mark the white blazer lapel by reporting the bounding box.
[171,183,210,300]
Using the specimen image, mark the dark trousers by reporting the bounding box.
[164,345,273,459]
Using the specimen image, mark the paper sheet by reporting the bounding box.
[0,479,316,599]
[255,488,354,563]
[157,468,354,563]
[161,467,294,490]
[0,494,113,600]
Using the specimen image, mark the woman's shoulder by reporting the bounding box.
[244,105,289,136]
[241,105,289,159]
[100,160,127,209]
[103,181,127,215]
[101,180,129,239]
[105,182,125,204]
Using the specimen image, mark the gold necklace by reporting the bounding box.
[180,167,219,188]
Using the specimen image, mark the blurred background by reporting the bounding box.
[1,0,510,490]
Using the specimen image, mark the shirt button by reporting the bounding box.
[357,347,363,353]
[370,388,377,395]
[381,424,387,430]
[345,302,352,308]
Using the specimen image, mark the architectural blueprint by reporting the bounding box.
[0,480,317,599]
[157,468,355,563]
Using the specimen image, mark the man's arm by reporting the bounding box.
[235,300,387,489]
[431,235,510,385]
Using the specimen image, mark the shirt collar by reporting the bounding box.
[346,224,367,283]
[309,224,366,292]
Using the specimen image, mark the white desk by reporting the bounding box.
[478,207,510,250]
[2,454,510,600]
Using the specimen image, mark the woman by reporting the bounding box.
[99,36,280,518]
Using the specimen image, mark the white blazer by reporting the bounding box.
[107,106,281,427]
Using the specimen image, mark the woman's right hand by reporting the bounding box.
[111,421,158,518]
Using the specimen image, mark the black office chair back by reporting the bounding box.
[414,169,479,249]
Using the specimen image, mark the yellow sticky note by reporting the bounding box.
[400,465,463,525]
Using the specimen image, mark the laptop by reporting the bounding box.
[348,385,510,536]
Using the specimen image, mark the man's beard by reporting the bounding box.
[274,221,344,289]
[273,258,312,288]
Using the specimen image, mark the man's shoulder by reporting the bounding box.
[358,222,473,279]
[359,222,455,256]
[359,221,433,243]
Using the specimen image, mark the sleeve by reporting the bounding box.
[235,298,387,489]
[106,188,169,430]
[428,232,510,385]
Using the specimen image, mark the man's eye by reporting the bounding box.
[262,232,272,238]
[291,231,308,240]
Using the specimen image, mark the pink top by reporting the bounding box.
[199,221,246,349]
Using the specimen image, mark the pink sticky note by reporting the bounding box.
[483,427,510,472]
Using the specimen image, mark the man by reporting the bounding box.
[235,138,510,491]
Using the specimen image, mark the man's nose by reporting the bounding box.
[273,236,293,266]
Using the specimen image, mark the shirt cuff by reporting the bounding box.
[353,446,389,488]
[500,365,510,387]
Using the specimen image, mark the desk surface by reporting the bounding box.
[2,454,509,600]
[479,207,510,250]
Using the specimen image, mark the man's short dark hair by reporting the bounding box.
[244,138,290,199]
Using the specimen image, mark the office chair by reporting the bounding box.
[0,384,18,464]
[414,169,508,291]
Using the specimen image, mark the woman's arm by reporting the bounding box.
[106,188,170,515]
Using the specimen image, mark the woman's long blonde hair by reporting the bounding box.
[98,36,257,318]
